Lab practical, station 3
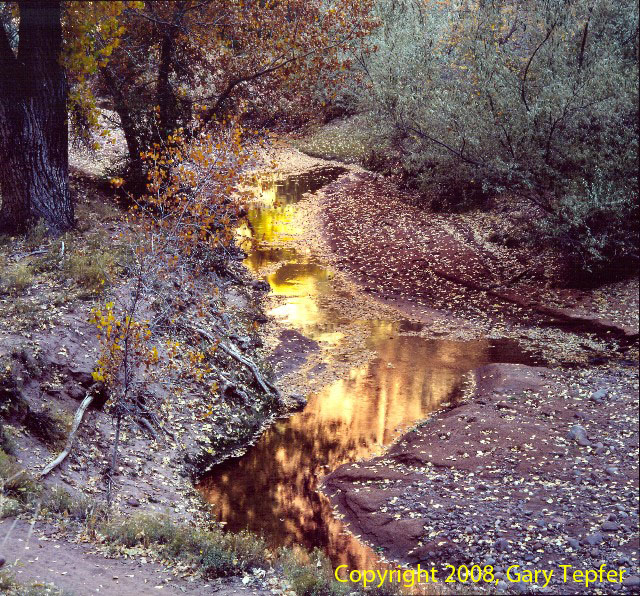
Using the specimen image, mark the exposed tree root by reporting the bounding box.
[193,326,281,400]
[40,393,94,478]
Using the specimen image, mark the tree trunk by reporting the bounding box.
[0,1,73,235]
[157,28,179,140]
[100,65,148,196]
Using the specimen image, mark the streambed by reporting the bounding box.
[198,165,541,570]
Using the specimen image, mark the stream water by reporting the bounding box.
[198,166,541,570]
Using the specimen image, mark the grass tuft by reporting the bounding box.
[62,244,115,291]
[2,263,34,294]
[100,514,270,578]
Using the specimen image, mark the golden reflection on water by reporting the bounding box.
[199,333,493,568]
[200,167,535,572]
[238,169,344,340]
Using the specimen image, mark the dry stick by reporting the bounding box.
[106,413,122,509]
[40,393,94,478]
[23,500,41,552]
[194,326,280,398]
[0,517,19,550]
[137,417,159,442]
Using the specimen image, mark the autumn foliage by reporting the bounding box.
[90,0,376,187]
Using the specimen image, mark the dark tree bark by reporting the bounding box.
[100,65,145,190]
[0,1,73,235]
[156,3,185,140]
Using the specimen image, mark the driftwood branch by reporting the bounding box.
[193,326,280,399]
[40,393,94,478]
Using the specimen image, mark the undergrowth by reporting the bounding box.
[293,114,390,165]
[0,452,354,595]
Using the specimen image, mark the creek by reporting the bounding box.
[198,166,541,570]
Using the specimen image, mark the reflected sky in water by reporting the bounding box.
[199,167,538,570]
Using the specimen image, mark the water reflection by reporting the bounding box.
[199,167,538,571]
[238,166,346,274]
[199,333,534,568]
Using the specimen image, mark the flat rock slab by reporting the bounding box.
[323,363,639,593]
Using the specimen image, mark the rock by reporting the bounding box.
[591,388,608,402]
[250,279,270,292]
[567,538,580,550]
[127,498,140,507]
[601,521,619,531]
[514,581,530,594]
[496,580,508,593]
[495,538,509,552]
[585,532,603,545]
[623,576,640,588]
[236,336,252,350]
[289,393,307,411]
[605,466,618,476]
[567,424,590,446]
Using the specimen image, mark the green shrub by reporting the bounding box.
[279,548,350,596]
[0,570,67,595]
[42,486,97,521]
[354,0,639,272]
[294,115,389,164]
[101,514,269,578]
[538,170,639,279]
[0,495,21,518]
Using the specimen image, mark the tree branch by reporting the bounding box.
[521,22,557,112]
[40,393,94,478]
[193,325,280,399]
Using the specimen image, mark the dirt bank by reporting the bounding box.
[319,172,638,346]
[0,164,293,593]
[323,362,639,593]
[0,518,265,595]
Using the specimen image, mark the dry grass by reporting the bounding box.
[2,263,34,293]
[101,513,270,579]
[61,245,115,291]
[293,114,389,164]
